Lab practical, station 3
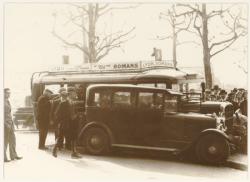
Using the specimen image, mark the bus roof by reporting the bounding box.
[87,84,183,95]
[32,67,203,85]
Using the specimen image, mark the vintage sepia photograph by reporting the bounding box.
[1,0,248,181]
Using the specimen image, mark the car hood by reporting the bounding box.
[200,101,232,114]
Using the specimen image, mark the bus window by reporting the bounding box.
[75,84,86,101]
[172,84,179,92]
[44,84,63,96]
[156,83,166,89]
[137,83,155,88]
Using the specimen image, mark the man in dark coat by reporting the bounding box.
[37,89,52,150]
[50,87,68,149]
[52,90,70,157]
[67,87,81,158]
[240,91,247,117]
[4,88,22,162]
[52,88,81,158]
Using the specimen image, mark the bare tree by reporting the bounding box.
[176,3,247,88]
[159,5,196,69]
[52,3,136,63]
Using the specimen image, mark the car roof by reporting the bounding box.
[87,84,183,95]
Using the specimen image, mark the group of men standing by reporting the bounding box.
[36,86,81,158]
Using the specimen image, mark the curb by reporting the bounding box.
[225,160,248,171]
[225,154,248,171]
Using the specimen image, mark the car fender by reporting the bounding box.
[78,121,115,144]
[197,128,230,143]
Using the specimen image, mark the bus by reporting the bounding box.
[30,60,204,127]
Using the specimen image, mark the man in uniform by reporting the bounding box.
[4,88,22,162]
[37,88,53,150]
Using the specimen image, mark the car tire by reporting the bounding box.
[83,127,110,155]
[195,134,230,165]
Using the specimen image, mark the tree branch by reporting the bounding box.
[176,3,202,15]
[98,4,139,16]
[177,40,201,46]
[52,30,89,57]
[71,4,89,15]
[207,5,233,19]
[210,37,237,58]
[96,27,135,55]
[193,13,203,40]
[209,33,237,51]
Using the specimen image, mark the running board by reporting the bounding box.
[111,144,179,152]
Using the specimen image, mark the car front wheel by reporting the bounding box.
[195,134,230,165]
[83,127,110,155]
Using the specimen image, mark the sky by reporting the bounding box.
[3,2,248,108]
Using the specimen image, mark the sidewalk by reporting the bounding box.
[227,153,248,171]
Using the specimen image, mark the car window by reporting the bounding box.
[92,91,111,108]
[138,92,154,109]
[165,94,178,112]
[113,91,131,108]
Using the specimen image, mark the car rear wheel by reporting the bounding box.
[83,127,110,155]
[195,134,230,165]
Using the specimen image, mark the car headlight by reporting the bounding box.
[216,116,226,131]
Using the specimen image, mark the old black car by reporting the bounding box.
[79,84,232,164]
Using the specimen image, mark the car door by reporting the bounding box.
[132,91,164,146]
[109,89,136,144]
[159,94,186,149]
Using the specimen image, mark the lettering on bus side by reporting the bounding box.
[113,63,139,69]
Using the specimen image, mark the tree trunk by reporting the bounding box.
[202,4,213,89]
[82,12,88,63]
[88,4,96,63]
[173,25,177,69]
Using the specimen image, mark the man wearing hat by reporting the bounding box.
[67,86,81,158]
[52,86,81,158]
[205,89,211,101]
[51,87,67,149]
[52,89,69,157]
[219,89,227,102]
[37,88,53,150]
[239,91,247,117]
[4,88,22,162]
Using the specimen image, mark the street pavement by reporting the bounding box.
[3,131,248,181]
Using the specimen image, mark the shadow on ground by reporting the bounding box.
[43,143,247,179]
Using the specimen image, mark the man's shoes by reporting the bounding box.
[71,152,81,159]
[39,146,49,150]
[15,156,23,160]
[10,156,22,160]
[52,147,57,158]
[4,159,11,162]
